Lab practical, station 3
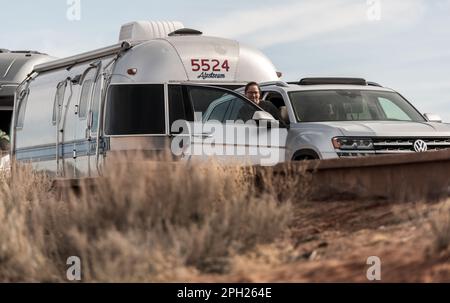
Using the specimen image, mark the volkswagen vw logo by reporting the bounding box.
[413,139,428,152]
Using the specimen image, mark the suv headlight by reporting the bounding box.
[332,137,374,150]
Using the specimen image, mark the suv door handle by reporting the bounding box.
[192,133,213,138]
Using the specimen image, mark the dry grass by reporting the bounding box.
[429,201,450,254]
[0,156,303,282]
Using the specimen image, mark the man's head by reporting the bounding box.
[244,82,261,104]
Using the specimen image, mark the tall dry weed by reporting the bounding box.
[0,156,298,281]
[429,200,450,254]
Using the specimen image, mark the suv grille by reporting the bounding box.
[373,137,450,153]
[337,137,450,157]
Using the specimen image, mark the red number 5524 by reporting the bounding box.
[191,59,230,72]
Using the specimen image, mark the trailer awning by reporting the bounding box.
[33,41,138,74]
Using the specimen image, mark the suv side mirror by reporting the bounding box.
[252,111,275,121]
[424,113,442,123]
[252,111,279,128]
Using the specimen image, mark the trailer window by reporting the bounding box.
[90,79,102,133]
[105,84,165,135]
[16,89,29,129]
[52,81,67,125]
[79,79,93,119]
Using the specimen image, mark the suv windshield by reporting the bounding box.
[288,90,426,122]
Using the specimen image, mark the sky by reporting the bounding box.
[1,0,450,121]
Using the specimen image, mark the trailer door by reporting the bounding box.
[73,64,100,177]
[86,69,103,176]
[54,79,71,177]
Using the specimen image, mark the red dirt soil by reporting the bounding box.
[194,199,450,282]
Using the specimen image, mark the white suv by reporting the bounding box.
[249,78,450,160]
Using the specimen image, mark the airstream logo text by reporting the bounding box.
[191,58,230,79]
[197,72,226,80]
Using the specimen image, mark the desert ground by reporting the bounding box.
[1,155,450,282]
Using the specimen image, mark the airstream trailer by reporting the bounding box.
[12,21,282,178]
[0,49,54,148]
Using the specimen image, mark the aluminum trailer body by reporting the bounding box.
[12,21,280,177]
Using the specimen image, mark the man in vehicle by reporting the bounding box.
[241,82,285,126]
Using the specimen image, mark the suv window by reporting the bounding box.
[226,98,259,121]
[378,97,411,121]
[264,91,286,109]
[288,90,425,122]
[208,100,231,122]
[186,86,259,122]
[167,85,262,126]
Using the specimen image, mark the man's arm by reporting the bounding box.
[259,101,288,128]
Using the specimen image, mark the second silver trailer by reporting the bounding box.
[0,49,53,148]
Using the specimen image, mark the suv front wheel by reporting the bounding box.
[292,150,319,161]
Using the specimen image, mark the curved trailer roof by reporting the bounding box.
[0,51,54,85]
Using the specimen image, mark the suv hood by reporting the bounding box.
[320,121,450,137]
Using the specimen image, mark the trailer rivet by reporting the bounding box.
[127,68,137,75]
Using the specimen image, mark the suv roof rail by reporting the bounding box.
[367,81,382,87]
[298,77,367,86]
[10,50,47,55]
[259,81,289,88]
